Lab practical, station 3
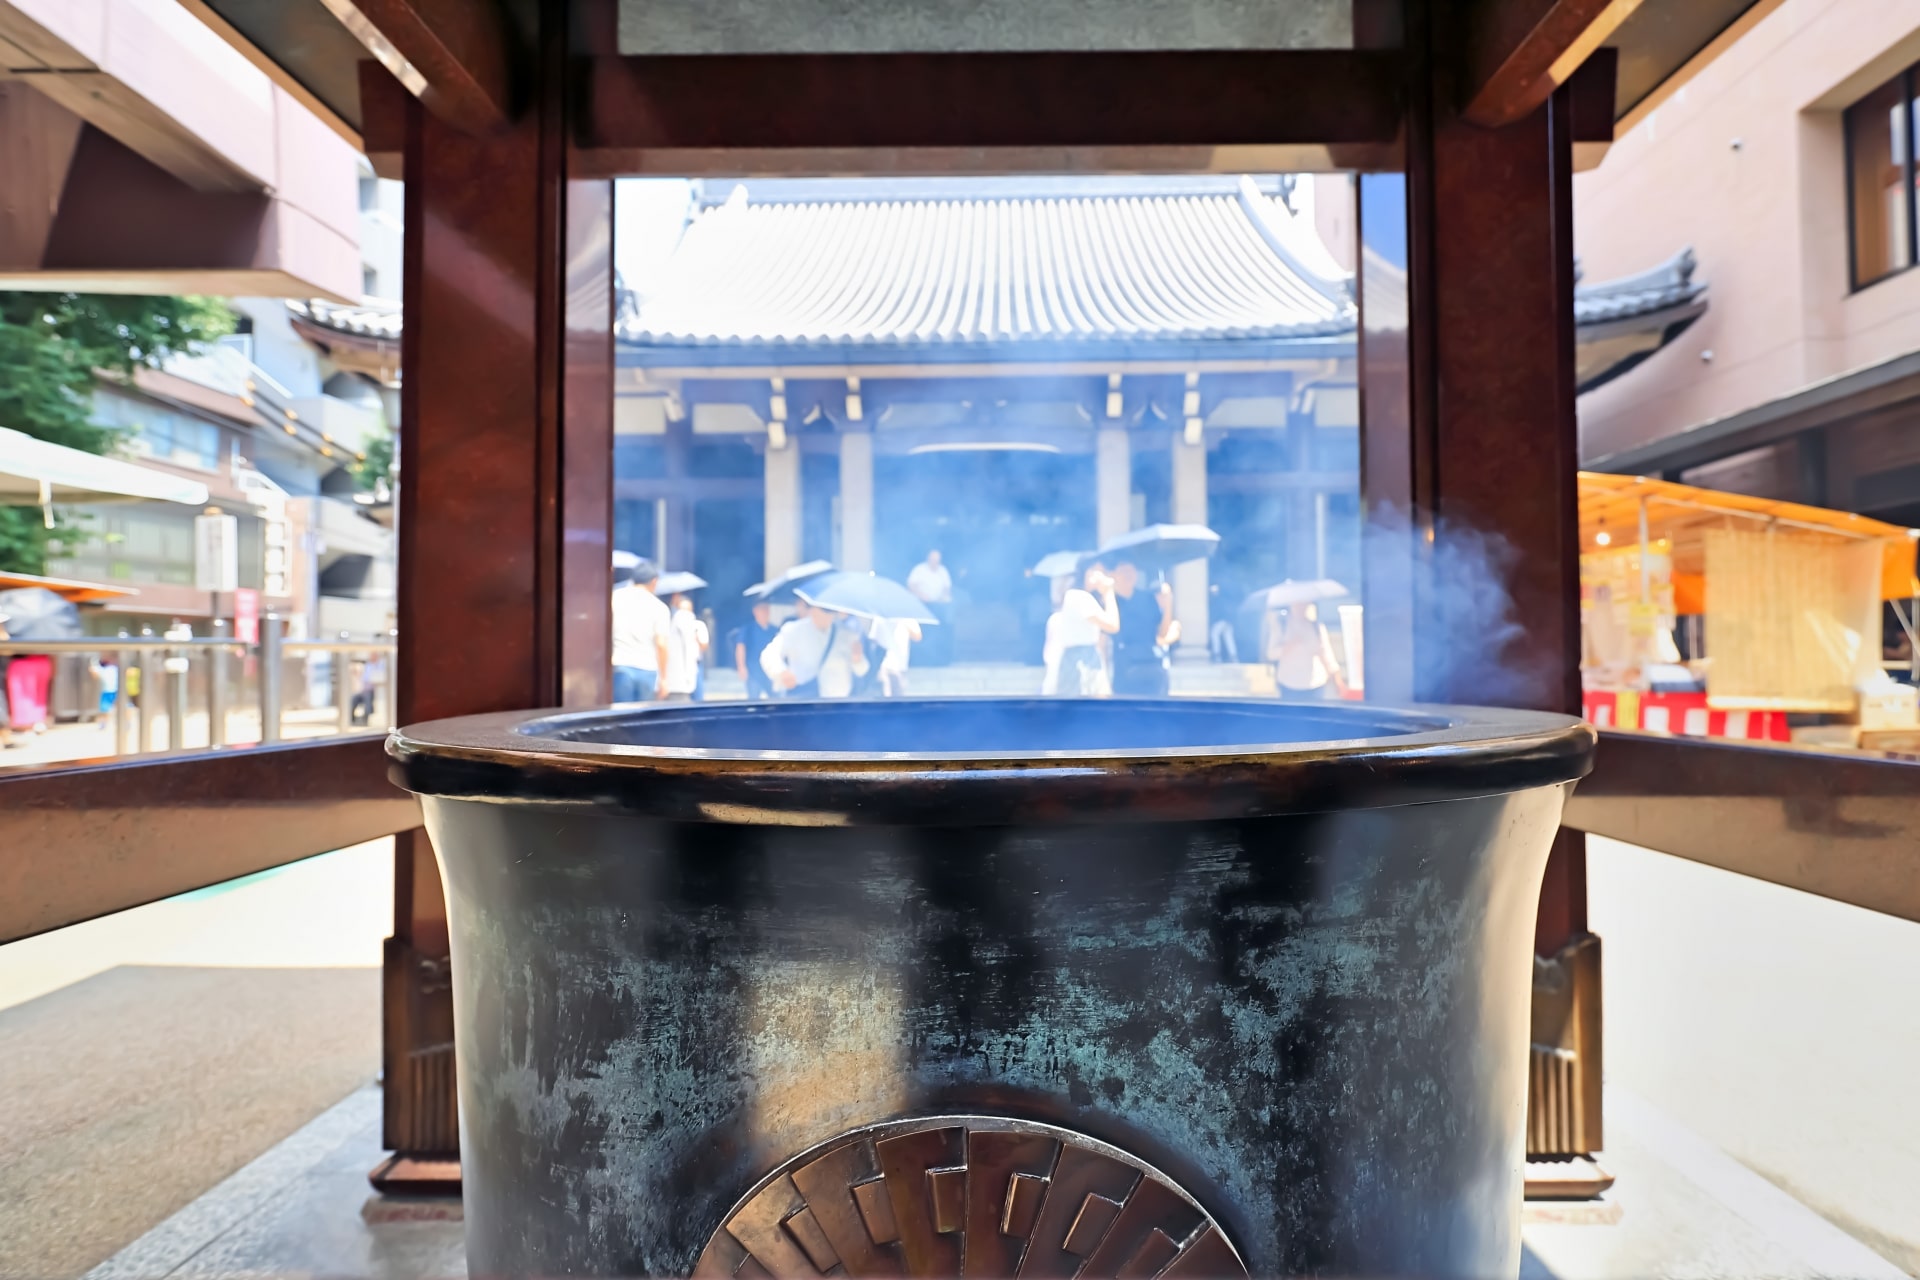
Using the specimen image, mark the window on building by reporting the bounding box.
[1846,69,1917,289]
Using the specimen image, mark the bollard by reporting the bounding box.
[167,652,188,753]
[134,630,154,754]
[112,639,131,756]
[208,621,228,748]
[259,614,283,745]
[334,646,354,734]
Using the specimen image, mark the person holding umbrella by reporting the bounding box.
[1044,563,1120,696]
[1251,580,1351,700]
[0,586,84,735]
[610,557,672,702]
[1107,559,1179,697]
[760,603,868,698]
[0,609,11,749]
[1083,525,1217,698]
[732,600,781,701]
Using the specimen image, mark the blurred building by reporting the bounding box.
[0,0,401,640]
[1575,0,1920,529]
[604,176,1705,660]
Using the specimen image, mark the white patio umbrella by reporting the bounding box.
[0,426,209,508]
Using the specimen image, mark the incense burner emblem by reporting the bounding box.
[693,1117,1248,1280]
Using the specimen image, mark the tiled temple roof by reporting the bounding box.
[619,176,1355,357]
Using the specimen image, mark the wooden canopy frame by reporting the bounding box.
[2,0,1912,1187]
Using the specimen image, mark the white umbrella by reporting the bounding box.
[0,426,209,507]
[1249,579,1350,610]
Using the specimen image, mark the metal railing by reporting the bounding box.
[0,615,396,757]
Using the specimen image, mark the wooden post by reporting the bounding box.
[376,0,613,1185]
[1363,0,1599,1167]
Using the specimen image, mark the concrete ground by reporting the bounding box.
[0,841,390,1280]
[1587,837,1920,1275]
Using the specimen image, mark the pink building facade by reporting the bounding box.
[1576,0,1920,524]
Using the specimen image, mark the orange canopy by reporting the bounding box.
[1578,472,1919,606]
[0,570,139,604]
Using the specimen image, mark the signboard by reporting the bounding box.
[234,588,260,645]
[194,511,239,593]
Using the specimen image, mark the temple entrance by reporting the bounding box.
[875,448,1095,664]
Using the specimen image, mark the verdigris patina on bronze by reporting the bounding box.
[390,698,1592,1278]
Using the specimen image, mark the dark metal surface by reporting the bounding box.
[412,698,1580,1276]
[390,699,1595,823]
[0,736,419,945]
[691,1116,1247,1279]
[1564,729,1920,924]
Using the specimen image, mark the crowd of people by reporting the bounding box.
[610,557,711,702]
[611,546,1350,705]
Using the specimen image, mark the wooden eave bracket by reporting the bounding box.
[1462,0,1641,128]
[325,0,517,135]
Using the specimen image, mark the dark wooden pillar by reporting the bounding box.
[377,0,613,1181]
[1363,1,1599,1162]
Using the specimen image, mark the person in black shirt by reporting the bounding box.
[732,601,782,700]
[1107,559,1179,696]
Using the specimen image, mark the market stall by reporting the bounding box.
[1578,473,1919,746]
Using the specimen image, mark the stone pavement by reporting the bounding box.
[75,1078,1909,1280]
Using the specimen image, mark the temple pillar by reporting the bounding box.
[838,430,874,572]
[1095,427,1131,547]
[1170,431,1208,650]
[764,441,802,579]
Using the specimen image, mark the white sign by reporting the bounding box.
[194,512,240,593]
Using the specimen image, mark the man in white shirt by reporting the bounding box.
[906,549,954,666]
[760,604,868,698]
[664,593,710,701]
[906,549,952,605]
[611,559,672,702]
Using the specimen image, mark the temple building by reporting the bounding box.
[607,174,1706,662]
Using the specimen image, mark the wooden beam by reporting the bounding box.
[359,60,407,180]
[387,0,611,1162]
[1565,731,1920,924]
[581,49,1403,174]
[1462,0,1642,128]
[321,0,516,135]
[0,737,419,945]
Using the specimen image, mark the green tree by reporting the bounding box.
[353,432,395,492]
[0,292,234,572]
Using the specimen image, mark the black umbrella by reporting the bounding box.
[794,571,939,625]
[0,587,84,641]
[744,560,835,605]
[1088,524,1221,576]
